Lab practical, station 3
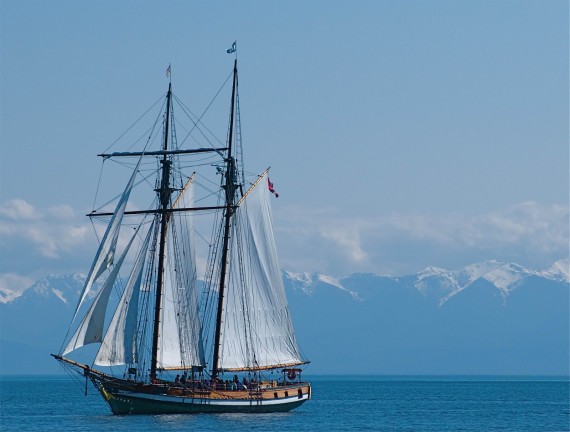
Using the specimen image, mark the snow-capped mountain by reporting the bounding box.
[0,273,86,305]
[1,259,568,375]
[540,258,570,282]
[285,258,569,306]
[285,271,361,299]
[3,259,566,307]
[409,260,560,305]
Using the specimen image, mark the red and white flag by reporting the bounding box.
[268,178,279,198]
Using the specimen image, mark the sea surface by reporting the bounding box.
[0,375,568,431]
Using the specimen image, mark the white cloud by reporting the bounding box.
[275,201,569,276]
[0,199,92,262]
[1,198,567,280]
[319,225,367,263]
[481,202,568,253]
[0,199,40,220]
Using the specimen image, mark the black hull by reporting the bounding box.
[97,381,311,415]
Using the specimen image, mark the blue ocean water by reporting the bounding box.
[1,375,568,431]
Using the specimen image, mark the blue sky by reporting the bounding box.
[0,0,568,293]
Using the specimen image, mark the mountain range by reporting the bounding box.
[1,259,568,375]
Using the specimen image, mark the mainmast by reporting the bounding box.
[150,83,173,381]
[211,59,238,380]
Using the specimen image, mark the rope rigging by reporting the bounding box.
[60,60,305,387]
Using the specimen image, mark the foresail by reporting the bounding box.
[63,224,140,356]
[71,158,141,322]
[94,221,154,366]
[219,172,305,371]
[157,182,205,369]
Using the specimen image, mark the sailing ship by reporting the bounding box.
[52,56,310,414]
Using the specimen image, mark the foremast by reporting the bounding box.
[212,59,239,381]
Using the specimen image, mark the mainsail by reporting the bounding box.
[218,172,305,371]
[157,181,205,369]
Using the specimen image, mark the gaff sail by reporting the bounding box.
[218,172,306,371]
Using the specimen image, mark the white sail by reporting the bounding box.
[71,159,140,321]
[63,225,139,355]
[218,172,305,371]
[157,181,205,369]
[95,222,154,366]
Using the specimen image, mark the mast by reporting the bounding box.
[212,59,238,380]
[150,83,172,381]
